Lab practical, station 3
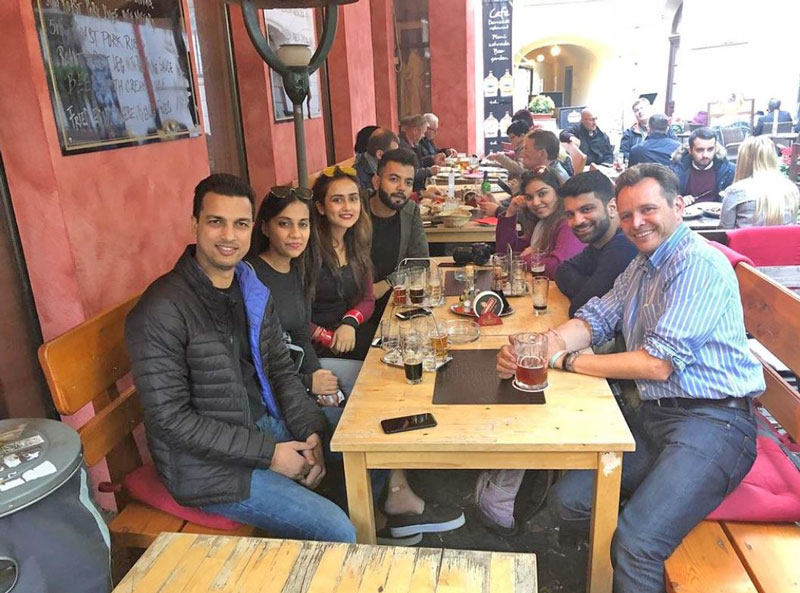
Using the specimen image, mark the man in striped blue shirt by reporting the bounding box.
[498,163,764,593]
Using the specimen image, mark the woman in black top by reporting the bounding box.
[308,167,376,368]
[246,188,340,402]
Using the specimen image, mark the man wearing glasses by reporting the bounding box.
[125,174,356,542]
[419,113,457,159]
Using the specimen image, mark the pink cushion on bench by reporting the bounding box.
[123,464,244,530]
[708,411,800,522]
[707,241,754,268]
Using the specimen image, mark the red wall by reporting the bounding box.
[327,1,378,162]
[0,0,207,341]
[429,0,477,154]
[229,6,329,195]
[370,0,399,132]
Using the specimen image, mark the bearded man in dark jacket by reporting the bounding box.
[125,174,355,542]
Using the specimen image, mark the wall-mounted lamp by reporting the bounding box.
[536,54,545,63]
[231,0,358,187]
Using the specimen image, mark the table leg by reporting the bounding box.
[342,451,376,544]
[587,451,622,593]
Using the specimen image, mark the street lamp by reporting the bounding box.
[232,0,359,187]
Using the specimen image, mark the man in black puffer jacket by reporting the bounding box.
[125,174,355,542]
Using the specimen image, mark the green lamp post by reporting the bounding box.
[233,0,359,187]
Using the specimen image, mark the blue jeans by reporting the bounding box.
[548,402,756,593]
[202,415,356,543]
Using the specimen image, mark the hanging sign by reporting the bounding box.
[482,0,514,154]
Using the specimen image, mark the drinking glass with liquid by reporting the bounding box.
[532,276,549,315]
[408,267,427,305]
[513,332,548,391]
[392,270,408,306]
[402,330,424,384]
[530,249,545,278]
[428,266,444,306]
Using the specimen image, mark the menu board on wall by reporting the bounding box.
[32,0,201,155]
[482,0,513,155]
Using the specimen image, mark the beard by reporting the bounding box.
[576,215,611,244]
[378,187,408,211]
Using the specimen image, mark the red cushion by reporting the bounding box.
[708,411,800,521]
[123,464,244,530]
[726,226,800,266]
[707,240,754,268]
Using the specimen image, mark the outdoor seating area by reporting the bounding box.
[2,2,800,593]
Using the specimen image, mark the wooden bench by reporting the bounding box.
[113,532,537,592]
[665,262,800,593]
[38,295,257,551]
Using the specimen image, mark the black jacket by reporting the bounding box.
[628,132,682,167]
[569,124,614,166]
[125,246,326,506]
[399,132,433,191]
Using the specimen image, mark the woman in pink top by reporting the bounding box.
[495,166,585,278]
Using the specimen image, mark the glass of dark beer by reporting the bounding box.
[513,332,548,391]
[408,267,427,305]
[402,330,424,384]
[532,276,549,315]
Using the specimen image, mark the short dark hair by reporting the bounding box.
[512,109,533,125]
[768,98,781,112]
[192,174,255,219]
[354,125,379,153]
[688,127,716,150]
[377,148,417,175]
[506,120,530,138]
[366,128,399,157]
[648,113,669,132]
[559,170,615,205]
[399,114,426,129]
[615,163,680,206]
[529,129,560,160]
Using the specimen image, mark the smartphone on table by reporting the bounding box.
[381,413,437,434]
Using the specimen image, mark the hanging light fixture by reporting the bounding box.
[550,45,561,57]
[230,0,359,187]
[536,54,545,63]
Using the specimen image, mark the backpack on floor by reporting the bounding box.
[474,469,552,531]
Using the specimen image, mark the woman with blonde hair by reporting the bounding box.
[719,136,799,228]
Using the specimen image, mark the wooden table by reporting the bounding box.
[331,281,635,593]
[113,532,537,592]
[758,265,800,295]
[425,222,497,244]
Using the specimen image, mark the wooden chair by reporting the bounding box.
[719,126,746,162]
[665,263,800,593]
[38,295,256,551]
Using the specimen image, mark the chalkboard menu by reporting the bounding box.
[481,0,513,155]
[32,0,201,155]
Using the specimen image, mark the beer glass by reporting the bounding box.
[380,319,400,364]
[427,266,444,307]
[532,276,549,315]
[402,330,424,384]
[392,270,408,306]
[513,332,548,391]
[408,267,427,305]
[511,256,526,296]
[530,249,545,278]
[491,254,509,293]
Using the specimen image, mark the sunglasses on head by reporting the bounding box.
[320,165,358,178]
[269,186,312,201]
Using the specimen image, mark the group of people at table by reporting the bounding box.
[123,101,793,593]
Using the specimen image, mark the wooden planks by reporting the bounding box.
[38,294,139,414]
[113,533,538,593]
[723,522,800,593]
[664,521,756,593]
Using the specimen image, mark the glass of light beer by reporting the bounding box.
[532,276,549,315]
[513,332,548,391]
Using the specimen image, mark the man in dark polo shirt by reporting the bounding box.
[670,127,735,205]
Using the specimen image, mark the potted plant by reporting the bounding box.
[528,95,556,119]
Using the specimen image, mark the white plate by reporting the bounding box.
[683,205,704,219]
[699,203,722,218]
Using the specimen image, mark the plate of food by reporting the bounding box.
[699,202,722,218]
[683,205,704,219]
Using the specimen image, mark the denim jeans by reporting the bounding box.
[548,401,756,593]
[202,415,356,543]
